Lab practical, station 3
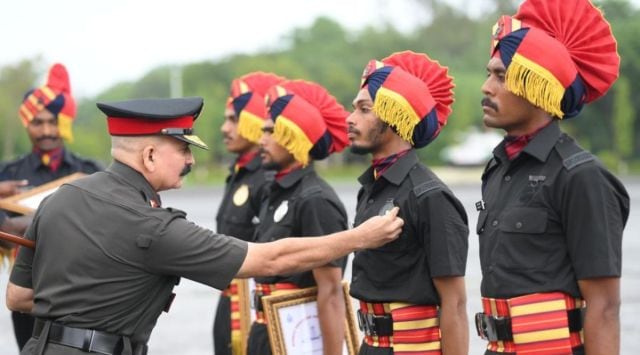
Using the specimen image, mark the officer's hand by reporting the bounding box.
[0,180,28,198]
[354,207,403,250]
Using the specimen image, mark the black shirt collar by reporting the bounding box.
[358,149,418,186]
[492,120,561,163]
[107,160,161,206]
[275,164,314,189]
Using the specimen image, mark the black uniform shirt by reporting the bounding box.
[0,149,102,223]
[10,161,247,343]
[477,121,629,299]
[253,165,347,287]
[216,154,273,241]
[350,150,469,304]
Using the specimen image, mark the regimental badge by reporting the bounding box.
[233,184,250,206]
[378,198,395,216]
[273,200,289,223]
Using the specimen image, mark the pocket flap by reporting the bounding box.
[499,207,547,234]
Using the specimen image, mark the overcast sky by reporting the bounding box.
[1,0,635,98]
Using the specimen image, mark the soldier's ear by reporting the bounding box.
[142,145,156,172]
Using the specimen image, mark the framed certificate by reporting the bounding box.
[0,172,86,215]
[261,282,359,355]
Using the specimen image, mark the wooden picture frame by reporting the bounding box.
[236,278,256,355]
[0,172,86,215]
[261,281,359,355]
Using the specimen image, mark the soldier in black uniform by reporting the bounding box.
[475,1,630,354]
[347,51,469,355]
[246,80,351,355]
[0,63,102,351]
[214,72,284,355]
[6,96,405,355]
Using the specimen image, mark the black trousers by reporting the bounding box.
[358,342,393,355]
[12,310,34,350]
[246,323,271,355]
[213,294,232,355]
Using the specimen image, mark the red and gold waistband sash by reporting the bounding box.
[221,279,244,354]
[481,292,584,354]
[254,282,299,324]
[359,300,441,355]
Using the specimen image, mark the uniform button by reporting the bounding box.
[479,228,485,233]
[515,222,523,229]
[367,199,374,204]
[491,220,498,227]
[504,175,511,182]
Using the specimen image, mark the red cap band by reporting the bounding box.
[107,115,194,135]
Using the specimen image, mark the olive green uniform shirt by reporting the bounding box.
[10,161,247,345]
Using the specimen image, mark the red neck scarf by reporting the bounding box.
[275,164,302,182]
[33,146,64,172]
[504,123,550,160]
[234,150,258,172]
[371,149,411,180]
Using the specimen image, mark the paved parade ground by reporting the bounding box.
[2,175,639,354]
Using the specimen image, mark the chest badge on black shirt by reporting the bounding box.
[233,184,250,206]
[378,198,395,216]
[274,200,289,223]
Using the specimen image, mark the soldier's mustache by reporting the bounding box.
[481,98,498,112]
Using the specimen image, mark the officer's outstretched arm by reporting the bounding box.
[236,207,403,278]
[6,281,33,313]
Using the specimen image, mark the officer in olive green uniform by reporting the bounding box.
[7,97,406,355]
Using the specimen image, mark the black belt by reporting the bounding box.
[33,318,147,355]
[475,308,584,342]
[356,309,393,337]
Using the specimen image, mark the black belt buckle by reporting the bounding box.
[356,310,371,335]
[356,309,393,337]
[475,312,512,342]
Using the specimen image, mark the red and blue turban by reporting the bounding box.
[226,72,286,144]
[19,63,76,142]
[360,50,454,148]
[265,80,349,166]
[491,0,619,119]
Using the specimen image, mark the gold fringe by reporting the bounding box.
[272,116,313,166]
[58,113,74,142]
[230,330,243,355]
[372,87,422,145]
[237,111,264,144]
[506,53,566,119]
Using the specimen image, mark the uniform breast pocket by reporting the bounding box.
[373,229,410,253]
[499,207,547,235]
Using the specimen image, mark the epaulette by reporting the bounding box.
[299,185,323,199]
[408,165,443,197]
[554,134,595,171]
